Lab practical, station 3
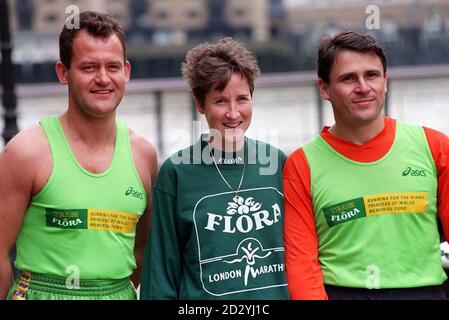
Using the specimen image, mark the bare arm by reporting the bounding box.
[129,132,158,288]
[131,197,151,287]
[0,128,44,299]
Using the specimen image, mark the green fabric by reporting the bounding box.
[141,137,290,299]
[7,272,136,300]
[303,121,446,288]
[15,116,147,280]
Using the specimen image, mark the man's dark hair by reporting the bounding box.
[317,31,387,83]
[59,11,126,68]
[181,37,260,108]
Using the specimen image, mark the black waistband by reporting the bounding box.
[324,284,447,300]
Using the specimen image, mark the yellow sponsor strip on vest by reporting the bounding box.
[363,192,428,216]
[87,209,140,233]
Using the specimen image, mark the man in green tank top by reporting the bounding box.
[0,11,157,300]
[284,31,449,299]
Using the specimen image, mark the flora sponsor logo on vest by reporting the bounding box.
[46,209,86,229]
[402,167,426,177]
[205,195,281,233]
[331,208,361,222]
[52,217,83,228]
[323,198,367,227]
[125,186,144,200]
[328,201,362,223]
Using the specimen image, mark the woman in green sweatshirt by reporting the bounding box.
[140,37,290,300]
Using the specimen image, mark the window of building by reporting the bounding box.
[270,0,285,17]
[187,10,199,19]
[305,23,323,47]
[45,13,58,23]
[152,30,172,46]
[445,10,449,33]
[234,8,246,18]
[424,8,440,36]
[17,0,33,30]
[382,17,399,43]
[157,10,169,20]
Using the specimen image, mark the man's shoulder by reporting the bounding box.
[286,145,306,159]
[284,146,308,170]
[396,120,448,144]
[0,125,51,182]
[422,126,449,158]
[3,125,48,160]
[128,130,157,161]
[127,130,158,192]
[288,134,320,160]
[422,126,449,141]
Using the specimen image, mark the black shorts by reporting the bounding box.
[324,284,447,300]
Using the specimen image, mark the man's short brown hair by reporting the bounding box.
[317,31,387,83]
[59,11,126,68]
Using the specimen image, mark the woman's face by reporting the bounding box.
[198,73,253,151]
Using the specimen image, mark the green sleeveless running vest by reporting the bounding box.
[15,117,147,280]
[303,121,446,288]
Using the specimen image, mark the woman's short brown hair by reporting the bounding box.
[181,37,260,108]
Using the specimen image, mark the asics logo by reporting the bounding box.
[402,167,426,177]
[125,187,144,200]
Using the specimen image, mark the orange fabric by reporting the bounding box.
[283,148,327,300]
[320,117,396,162]
[283,117,449,300]
[424,127,449,240]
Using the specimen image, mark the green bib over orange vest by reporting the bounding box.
[15,117,147,280]
[303,121,446,288]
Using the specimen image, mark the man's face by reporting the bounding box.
[56,30,130,118]
[318,50,388,127]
